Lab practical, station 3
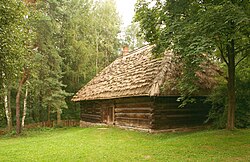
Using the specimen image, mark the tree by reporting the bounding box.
[91,0,121,73]
[0,0,32,134]
[16,68,30,134]
[58,0,121,116]
[30,0,70,125]
[135,0,250,130]
[122,22,145,50]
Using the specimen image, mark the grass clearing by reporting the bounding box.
[0,127,249,161]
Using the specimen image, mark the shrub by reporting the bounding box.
[207,78,250,128]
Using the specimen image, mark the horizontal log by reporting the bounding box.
[153,111,208,116]
[81,114,101,121]
[152,121,206,129]
[81,118,101,123]
[152,117,206,126]
[115,113,152,119]
[115,121,151,129]
[81,110,101,115]
[115,102,152,108]
[115,108,153,113]
[82,108,101,112]
[154,109,208,113]
[115,118,151,128]
[82,108,101,111]
[116,116,151,122]
[154,107,208,111]
[153,113,207,119]
[115,97,151,104]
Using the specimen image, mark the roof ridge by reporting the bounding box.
[149,51,173,96]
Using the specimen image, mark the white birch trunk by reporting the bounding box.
[3,84,12,131]
[22,87,28,128]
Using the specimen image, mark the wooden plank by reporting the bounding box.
[115,118,151,128]
[154,109,208,113]
[81,114,101,121]
[116,116,150,121]
[115,97,151,104]
[153,110,208,116]
[153,113,207,119]
[115,121,151,129]
[81,117,100,123]
[115,102,152,108]
[152,117,207,126]
[115,113,152,119]
[115,107,153,113]
[81,110,101,115]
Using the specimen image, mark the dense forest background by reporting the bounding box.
[0,0,143,130]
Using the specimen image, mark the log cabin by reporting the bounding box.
[72,45,218,132]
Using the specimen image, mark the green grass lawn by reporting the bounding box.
[0,127,249,162]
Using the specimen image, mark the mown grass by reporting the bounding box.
[0,127,249,162]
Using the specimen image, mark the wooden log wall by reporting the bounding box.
[80,101,102,123]
[114,97,153,129]
[152,96,210,130]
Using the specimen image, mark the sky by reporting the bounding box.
[115,0,137,28]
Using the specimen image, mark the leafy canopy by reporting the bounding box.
[135,0,249,94]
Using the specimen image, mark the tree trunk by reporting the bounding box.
[16,68,29,134]
[226,40,236,130]
[4,87,12,131]
[47,105,51,127]
[57,107,61,126]
[95,30,99,74]
[47,105,51,122]
[7,90,12,130]
[21,86,28,128]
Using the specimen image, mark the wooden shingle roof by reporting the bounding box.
[72,45,218,101]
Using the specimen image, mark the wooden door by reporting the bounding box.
[102,107,114,125]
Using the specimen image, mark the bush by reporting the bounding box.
[0,106,6,128]
[207,78,250,128]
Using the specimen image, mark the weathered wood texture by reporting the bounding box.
[152,97,210,130]
[114,97,153,129]
[80,101,102,123]
[80,96,210,130]
[80,97,154,128]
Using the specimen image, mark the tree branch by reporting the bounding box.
[218,44,229,66]
[236,54,248,67]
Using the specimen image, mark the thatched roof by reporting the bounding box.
[72,45,218,101]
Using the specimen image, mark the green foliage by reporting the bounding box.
[135,0,249,93]
[26,0,70,122]
[0,0,121,126]
[121,22,145,50]
[0,106,6,128]
[135,0,250,128]
[0,0,31,82]
[58,0,121,119]
[207,82,228,128]
[0,127,250,161]
[0,0,34,130]
[208,58,250,128]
